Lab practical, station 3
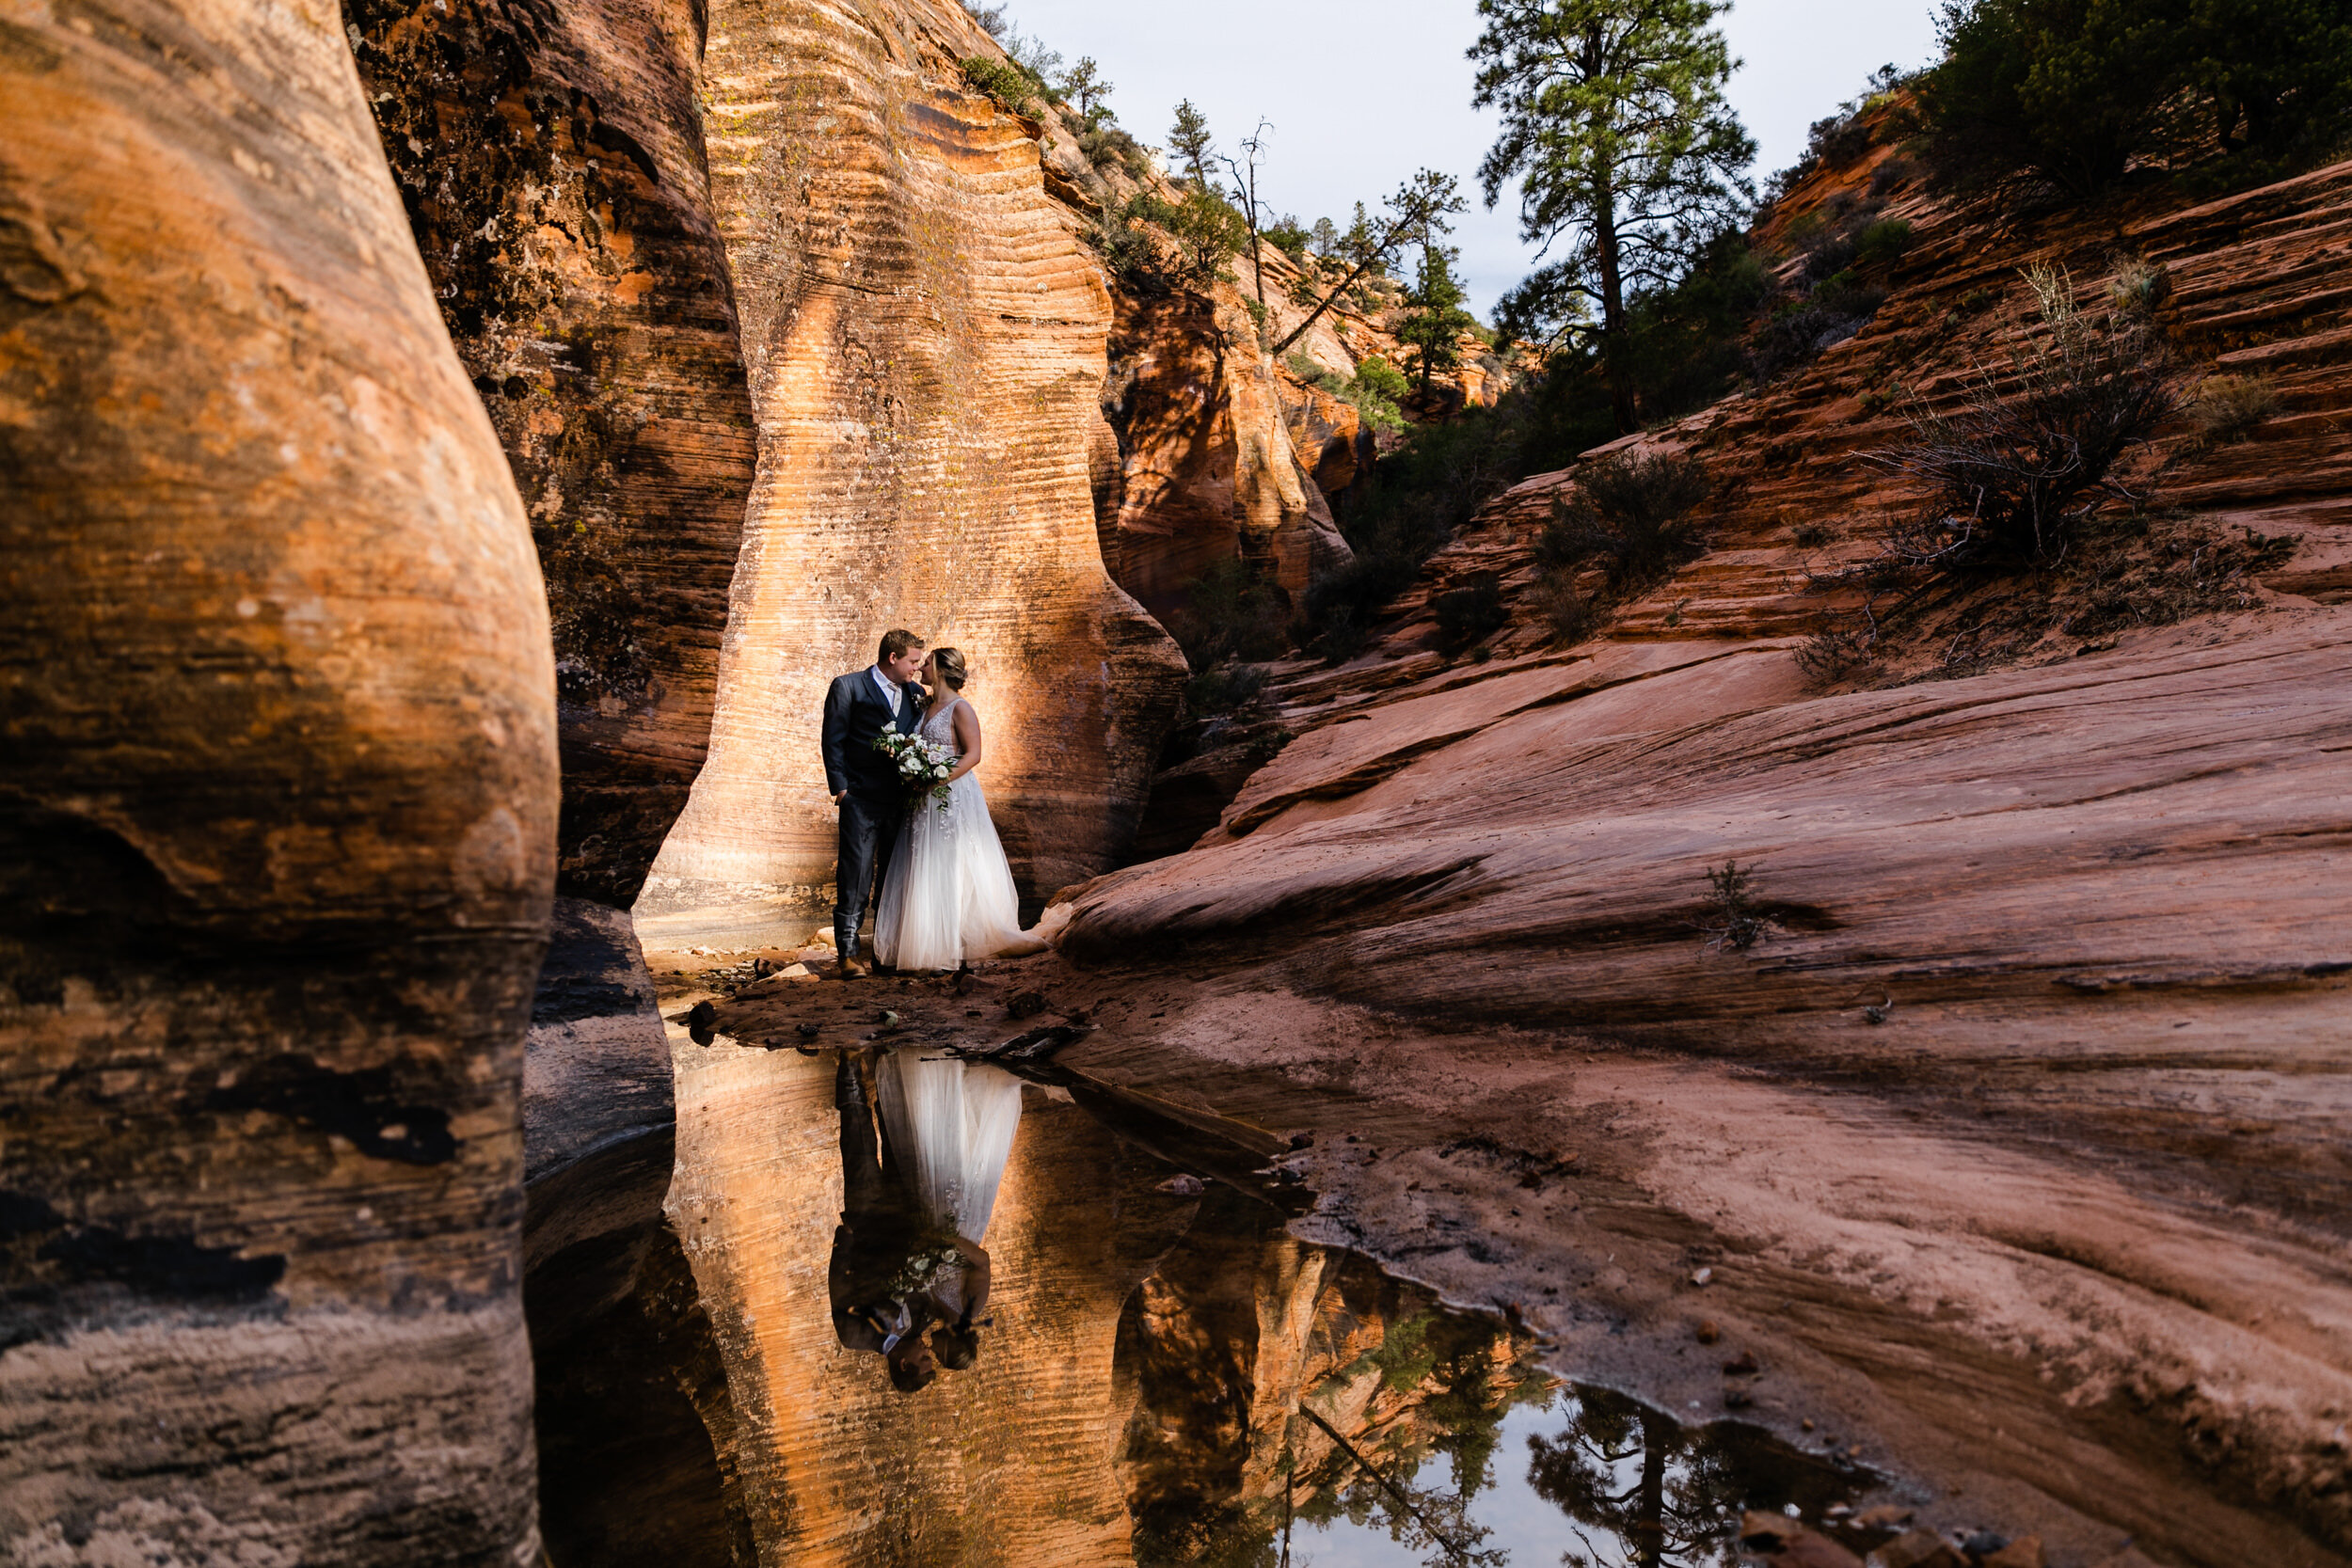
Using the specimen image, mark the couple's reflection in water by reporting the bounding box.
[830,1047,1018,1395]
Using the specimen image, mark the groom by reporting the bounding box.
[821,628,926,978]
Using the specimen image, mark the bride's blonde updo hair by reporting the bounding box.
[930,646,968,690]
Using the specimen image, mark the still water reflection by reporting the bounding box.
[665,1042,1871,1566]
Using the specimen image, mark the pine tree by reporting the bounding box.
[1397,244,1478,393]
[1268,171,1464,357]
[1058,55,1112,127]
[1470,0,1755,433]
[1167,99,1216,188]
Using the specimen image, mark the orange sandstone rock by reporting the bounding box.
[0,0,557,1553]
[647,0,1184,912]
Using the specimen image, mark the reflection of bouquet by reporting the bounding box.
[873,731,956,814]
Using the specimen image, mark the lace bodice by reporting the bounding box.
[918,695,963,752]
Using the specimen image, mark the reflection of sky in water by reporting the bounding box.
[1287,1393,1626,1568]
[1284,1385,1853,1568]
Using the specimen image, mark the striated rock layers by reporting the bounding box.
[1034,157,2352,1566]
[0,0,557,1557]
[645,0,1184,916]
[343,0,757,1477]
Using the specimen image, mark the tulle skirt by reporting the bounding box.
[873,773,1049,972]
[875,1049,1025,1246]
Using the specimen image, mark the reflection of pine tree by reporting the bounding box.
[1527,1388,1859,1568]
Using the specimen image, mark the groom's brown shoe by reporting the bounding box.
[837,951,871,979]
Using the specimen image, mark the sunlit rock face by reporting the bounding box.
[347,0,756,912]
[645,0,1184,913]
[0,0,557,1555]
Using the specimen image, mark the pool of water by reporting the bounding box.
[655,1040,1887,1566]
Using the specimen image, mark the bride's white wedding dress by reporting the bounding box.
[873,695,1051,972]
[875,1050,1023,1245]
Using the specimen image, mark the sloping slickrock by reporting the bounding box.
[347,0,755,911]
[1051,614,2352,1561]
[0,0,557,1557]
[645,0,1184,912]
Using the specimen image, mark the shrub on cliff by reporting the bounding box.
[959,56,1038,118]
[1867,266,2175,571]
[1285,352,1408,435]
[1169,558,1290,673]
[1914,0,2352,199]
[1092,187,1248,291]
[1432,573,1507,652]
[1538,451,1714,593]
[1264,217,1312,261]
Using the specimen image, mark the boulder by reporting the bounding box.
[0,0,557,1553]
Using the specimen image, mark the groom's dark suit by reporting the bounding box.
[821,667,923,958]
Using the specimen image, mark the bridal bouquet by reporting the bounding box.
[872,731,956,814]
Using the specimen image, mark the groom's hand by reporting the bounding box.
[833,789,848,804]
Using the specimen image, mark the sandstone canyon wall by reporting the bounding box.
[0,0,559,1557]
[644,0,1186,917]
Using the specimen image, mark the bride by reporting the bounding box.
[872,647,1052,973]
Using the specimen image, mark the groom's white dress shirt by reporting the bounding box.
[868,664,901,716]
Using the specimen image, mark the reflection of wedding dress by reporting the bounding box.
[875,1051,1024,1244]
[873,696,1051,972]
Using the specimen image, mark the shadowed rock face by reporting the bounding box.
[342,17,757,1536]
[645,0,1184,913]
[347,0,756,911]
[1095,290,1349,623]
[0,0,557,1555]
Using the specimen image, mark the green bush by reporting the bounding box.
[1168,556,1290,670]
[1914,0,2352,199]
[1296,349,1621,661]
[957,55,1037,118]
[1854,217,1913,269]
[1263,217,1311,261]
[1538,451,1714,593]
[1431,573,1506,652]
[1077,123,1148,180]
[1284,352,1409,436]
[1183,659,1268,716]
[1351,355,1408,404]
[1091,186,1247,292]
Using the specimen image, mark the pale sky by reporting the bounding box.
[990,0,1945,318]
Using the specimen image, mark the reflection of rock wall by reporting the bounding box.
[0,0,557,1555]
[668,1047,1196,1564]
[646,0,1184,911]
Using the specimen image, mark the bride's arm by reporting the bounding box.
[944,700,982,784]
